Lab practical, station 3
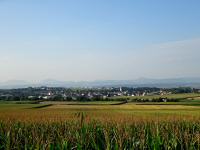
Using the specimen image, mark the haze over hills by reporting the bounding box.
[1,1,200,90]
[0,77,200,89]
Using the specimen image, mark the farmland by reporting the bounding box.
[1,93,200,149]
[111,93,200,101]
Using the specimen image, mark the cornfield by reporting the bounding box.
[0,113,200,150]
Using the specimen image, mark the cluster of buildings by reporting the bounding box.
[0,86,198,101]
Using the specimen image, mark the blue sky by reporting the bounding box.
[0,0,200,82]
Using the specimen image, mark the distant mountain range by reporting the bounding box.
[1,77,200,89]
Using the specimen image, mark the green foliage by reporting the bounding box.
[0,119,200,149]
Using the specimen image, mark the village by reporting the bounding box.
[0,86,198,101]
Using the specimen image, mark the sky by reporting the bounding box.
[0,0,200,82]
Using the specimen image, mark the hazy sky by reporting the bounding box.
[0,0,200,82]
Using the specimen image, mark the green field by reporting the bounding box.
[111,93,200,100]
[1,93,200,149]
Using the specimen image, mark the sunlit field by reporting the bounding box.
[1,97,200,149]
[1,102,200,123]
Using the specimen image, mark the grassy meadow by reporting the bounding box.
[110,93,200,101]
[1,93,200,149]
